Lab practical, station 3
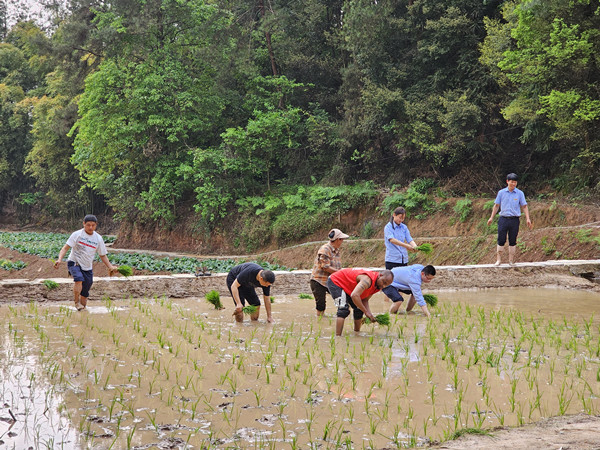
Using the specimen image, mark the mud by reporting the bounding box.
[2,289,600,449]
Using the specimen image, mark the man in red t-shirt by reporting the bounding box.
[327,268,393,336]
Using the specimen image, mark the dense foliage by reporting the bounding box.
[1,0,598,232]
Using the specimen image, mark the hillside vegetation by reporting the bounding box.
[1,0,599,236]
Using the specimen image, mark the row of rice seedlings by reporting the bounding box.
[3,294,599,448]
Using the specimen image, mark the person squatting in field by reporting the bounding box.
[54,215,117,311]
[309,228,349,317]
[327,268,394,336]
[382,264,436,318]
[227,262,275,323]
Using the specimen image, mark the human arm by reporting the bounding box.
[99,254,117,273]
[408,276,431,318]
[350,275,376,321]
[230,279,244,313]
[522,204,533,229]
[487,203,500,225]
[54,244,71,268]
[263,294,273,323]
[388,238,417,251]
[318,253,338,274]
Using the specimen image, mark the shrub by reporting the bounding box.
[43,279,59,290]
[453,198,473,222]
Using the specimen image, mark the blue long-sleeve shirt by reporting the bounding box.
[390,264,426,306]
[384,221,413,264]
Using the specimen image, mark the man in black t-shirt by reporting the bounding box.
[226,263,276,323]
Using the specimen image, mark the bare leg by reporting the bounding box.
[495,245,504,265]
[353,319,362,332]
[233,309,243,323]
[508,246,516,265]
[406,295,417,312]
[336,317,345,336]
[250,306,260,321]
[79,296,88,308]
[316,310,324,317]
[73,281,83,309]
[389,301,404,314]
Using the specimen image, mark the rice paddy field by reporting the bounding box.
[1,288,600,449]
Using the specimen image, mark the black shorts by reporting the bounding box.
[382,285,412,303]
[226,275,261,306]
[497,216,520,246]
[310,279,330,312]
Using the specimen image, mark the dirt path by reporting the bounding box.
[429,414,600,449]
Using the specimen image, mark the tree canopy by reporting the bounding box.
[1,0,598,230]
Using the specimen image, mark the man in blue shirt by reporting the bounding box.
[382,264,436,318]
[487,173,533,265]
[384,207,418,269]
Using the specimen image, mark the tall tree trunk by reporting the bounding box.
[258,0,278,77]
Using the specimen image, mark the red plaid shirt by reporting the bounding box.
[310,242,342,286]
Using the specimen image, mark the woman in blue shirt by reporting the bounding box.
[384,207,418,269]
[487,173,533,265]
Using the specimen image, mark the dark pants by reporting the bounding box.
[326,278,364,320]
[310,279,329,312]
[385,261,408,270]
[226,275,261,306]
[68,262,93,298]
[382,285,413,303]
[497,216,520,246]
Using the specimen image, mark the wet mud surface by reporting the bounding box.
[1,289,600,448]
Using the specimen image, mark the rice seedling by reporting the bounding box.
[416,243,434,255]
[298,293,313,299]
[205,290,224,309]
[242,305,258,315]
[423,294,438,307]
[364,313,391,326]
[115,265,133,277]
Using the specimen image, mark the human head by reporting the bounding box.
[376,269,394,289]
[328,228,349,248]
[258,269,275,287]
[506,173,518,191]
[392,207,406,225]
[421,265,436,283]
[83,215,98,235]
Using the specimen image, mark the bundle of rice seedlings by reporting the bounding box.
[43,279,59,290]
[117,265,133,277]
[364,313,391,326]
[416,243,434,255]
[423,293,438,307]
[242,305,258,315]
[205,290,223,309]
[270,296,275,303]
[298,293,313,299]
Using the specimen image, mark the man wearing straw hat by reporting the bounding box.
[309,228,349,317]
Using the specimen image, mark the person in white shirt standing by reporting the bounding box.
[54,215,117,310]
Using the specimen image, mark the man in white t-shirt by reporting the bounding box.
[54,215,117,310]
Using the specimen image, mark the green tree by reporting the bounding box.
[70,0,232,223]
[482,0,600,191]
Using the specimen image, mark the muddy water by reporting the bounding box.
[1,288,599,449]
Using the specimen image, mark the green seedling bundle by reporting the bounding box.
[2,292,599,449]
[116,265,133,277]
[364,312,391,326]
[416,243,434,255]
[242,305,258,315]
[205,290,223,309]
[424,293,439,307]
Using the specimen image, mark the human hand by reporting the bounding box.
[487,217,493,226]
[267,315,274,323]
[53,260,60,269]
[527,219,533,230]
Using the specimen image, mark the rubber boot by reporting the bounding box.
[495,245,504,265]
[509,246,516,266]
